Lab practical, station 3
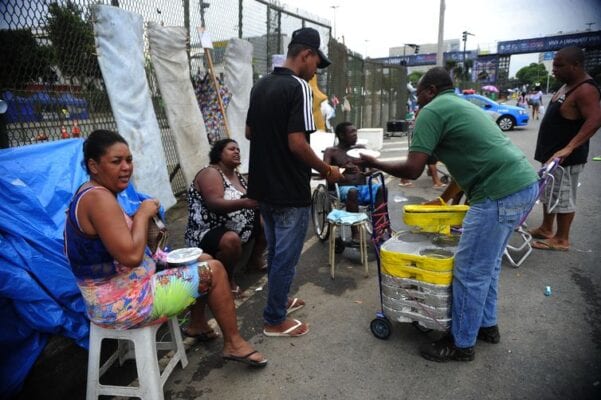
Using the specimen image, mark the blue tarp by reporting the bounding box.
[0,139,157,398]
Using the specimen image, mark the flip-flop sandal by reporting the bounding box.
[182,328,220,342]
[286,298,305,315]
[531,239,569,252]
[231,285,246,299]
[263,319,309,337]
[222,350,268,368]
[527,229,552,240]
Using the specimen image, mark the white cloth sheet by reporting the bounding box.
[224,38,253,173]
[147,22,209,186]
[92,5,176,209]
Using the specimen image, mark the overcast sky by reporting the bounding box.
[282,0,601,76]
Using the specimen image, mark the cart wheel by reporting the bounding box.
[335,237,345,254]
[370,317,392,339]
[311,184,331,241]
[411,321,433,333]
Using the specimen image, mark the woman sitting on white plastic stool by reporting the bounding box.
[63,130,267,368]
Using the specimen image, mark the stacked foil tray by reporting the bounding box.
[381,274,452,330]
[379,232,459,331]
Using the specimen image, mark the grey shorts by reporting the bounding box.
[540,164,583,213]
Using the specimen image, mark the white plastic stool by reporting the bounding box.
[86,316,188,400]
[328,218,369,279]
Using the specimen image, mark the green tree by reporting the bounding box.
[46,1,101,87]
[515,63,549,89]
[407,71,424,85]
[0,29,55,89]
[444,59,473,89]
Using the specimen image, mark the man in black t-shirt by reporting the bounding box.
[245,27,342,338]
[531,47,601,252]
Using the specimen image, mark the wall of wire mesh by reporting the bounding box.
[1,0,405,195]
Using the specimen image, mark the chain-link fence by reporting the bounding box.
[1,0,406,194]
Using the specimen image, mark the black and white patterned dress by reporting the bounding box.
[185,166,256,247]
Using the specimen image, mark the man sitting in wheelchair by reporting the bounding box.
[323,122,384,240]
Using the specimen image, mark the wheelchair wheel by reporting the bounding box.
[311,184,331,241]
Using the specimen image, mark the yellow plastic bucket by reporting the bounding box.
[403,204,469,234]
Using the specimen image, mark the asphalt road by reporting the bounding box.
[163,102,601,400]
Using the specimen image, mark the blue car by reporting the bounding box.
[461,94,529,131]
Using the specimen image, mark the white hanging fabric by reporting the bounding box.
[92,5,176,209]
[224,38,254,173]
[147,22,210,186]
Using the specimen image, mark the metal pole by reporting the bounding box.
[238,0,243,38]
[183,0,191,74]
[436,0,445,66]
[266,6,270,75]
[276,10,281,54]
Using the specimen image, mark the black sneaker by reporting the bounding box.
[477,325,500,344]
[420,335,475,362]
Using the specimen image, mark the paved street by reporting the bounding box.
[162,105,601,400]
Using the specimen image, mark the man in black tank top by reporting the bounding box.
[531,47,601,251]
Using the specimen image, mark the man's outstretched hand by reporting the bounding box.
[324,165,344,184]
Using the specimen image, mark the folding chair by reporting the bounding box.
[504,158,562,267]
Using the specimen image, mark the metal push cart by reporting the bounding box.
[367,173,467,339]
[367,159,562,339]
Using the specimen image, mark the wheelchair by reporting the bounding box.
[310,177,380,254]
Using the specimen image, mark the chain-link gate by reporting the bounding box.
[1,0,406,195]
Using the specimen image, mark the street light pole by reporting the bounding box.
[436,0,445,66]
[330,5,339,41]
[462,30,474,80]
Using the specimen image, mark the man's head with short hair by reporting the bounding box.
[553,47,587,84]
[416,67,454,107]
[557,46,585,66]
[334,121,357,146]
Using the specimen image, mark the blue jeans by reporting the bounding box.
[260,204,310,325]
[451,182,539,348]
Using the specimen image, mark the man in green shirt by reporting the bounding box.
[358,67,539,362]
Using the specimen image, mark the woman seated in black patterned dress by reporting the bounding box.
[185,139,266,298]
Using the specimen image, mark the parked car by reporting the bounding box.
[461,94,529,131]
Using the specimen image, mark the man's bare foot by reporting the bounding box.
[263,319,309,337]
[532,238,569,251]
[528,227,553,240]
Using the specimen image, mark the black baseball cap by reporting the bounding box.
[288,27,331,69]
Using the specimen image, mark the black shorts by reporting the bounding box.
[199,214,261,256]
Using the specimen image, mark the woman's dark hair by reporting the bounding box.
[83,130,128,173]
[209,138,237,164]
